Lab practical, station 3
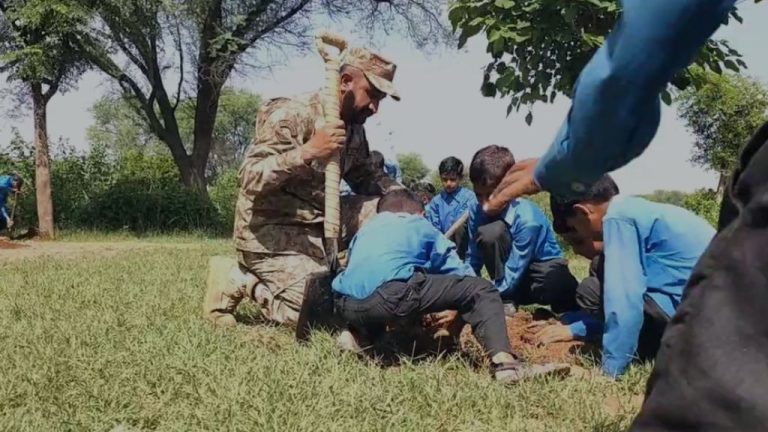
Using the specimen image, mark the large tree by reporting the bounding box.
[677,70,768,198]
[448,0,755,122]
[87,87,260,178]
[0,0,91,239]
[79,0,449,196]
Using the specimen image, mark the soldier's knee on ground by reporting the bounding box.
[203,255,257,327]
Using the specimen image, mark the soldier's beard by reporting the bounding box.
[340,91,370,125]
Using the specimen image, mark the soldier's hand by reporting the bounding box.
[302,120,346,163]
[6,219,13,229]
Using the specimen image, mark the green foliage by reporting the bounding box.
[677,71,768,175]
[86,95,164,155]
[208,168,239,232]
[86,88,260,179]
[0,0,90,88]
[641,190,689,207]
[682,189,720,227]
[397,153,431,188]
[448,0,751,120]
[0,134,235,233]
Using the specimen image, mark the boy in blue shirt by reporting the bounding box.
[426,157,475,260]
[540,175,715,377]
[0,174,23,233]
[466,146,578,314]
[332,189,569,383]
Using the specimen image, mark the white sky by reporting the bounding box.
[1,2,766,194]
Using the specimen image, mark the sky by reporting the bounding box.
[1,2,767,194]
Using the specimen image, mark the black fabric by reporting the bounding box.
[631,120,768,431]
[449,221,470,261]
[476,220,578,312]
[573,254,670,357]
[335,271,511,356]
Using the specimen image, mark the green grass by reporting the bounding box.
[0,238,646,431]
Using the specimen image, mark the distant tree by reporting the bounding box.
[641,190,689,207]
[0,0,92,238]
[397,153,431,188]
[677,70,768,198]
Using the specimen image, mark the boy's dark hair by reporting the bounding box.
[550,175,620,234]
[10,173,23,188]
[410,181,436,204]
[469,145,515,187]
[369,150,385,170]
[438,156,464,178]
[377,189,424,214]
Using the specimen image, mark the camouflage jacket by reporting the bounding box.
[234,91,399,253]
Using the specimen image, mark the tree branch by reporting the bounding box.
[231,0,277,41]
[240,0,311,51]
[42,68,63,102]
[173,19,184,111]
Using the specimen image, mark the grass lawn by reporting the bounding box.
[0,235,647,431]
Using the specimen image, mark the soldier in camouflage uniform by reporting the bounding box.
[204,46,402,327]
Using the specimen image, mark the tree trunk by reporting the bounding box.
[716,171,730,202]
[192,70,225,194]
[30,82,55,240]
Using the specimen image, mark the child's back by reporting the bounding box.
[605,196,715,300]
[332,211,473,300]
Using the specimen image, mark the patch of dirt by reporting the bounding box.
[377,309,593,366]
[0,241,200,263]
[510,310,587,364]
[0,239,28,250]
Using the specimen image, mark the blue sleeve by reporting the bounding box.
[561,311,604,341]
[601,218,647,378]
[428,227,476,277]
[425,196,443,231]
[533,0,736,197]
[0,206,8,221]
[499,223,540,295]
[465,207,484,275]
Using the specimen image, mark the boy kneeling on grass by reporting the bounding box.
[533,175,715,378]
[332,189,569,383]
[466,145,579,316]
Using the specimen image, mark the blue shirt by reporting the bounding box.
[533,0,736,197]
[566,196,715,377]
[425,187,477,233]
[0,175,14,221]
[341,158,402,196]
[332,212,475,300]
[466,199,563,295]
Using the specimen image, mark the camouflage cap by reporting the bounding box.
[341,46,400,101]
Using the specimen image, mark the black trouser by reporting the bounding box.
[575,254,671,360]
[334,271,512,356]
[631,121,768,430]
[476,220,578,313]
[448,221,470,261]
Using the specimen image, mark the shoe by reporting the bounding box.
[202,256,255,327]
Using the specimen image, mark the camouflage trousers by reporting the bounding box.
[239,195,379,325]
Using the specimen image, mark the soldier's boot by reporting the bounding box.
[203,256,257,327]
